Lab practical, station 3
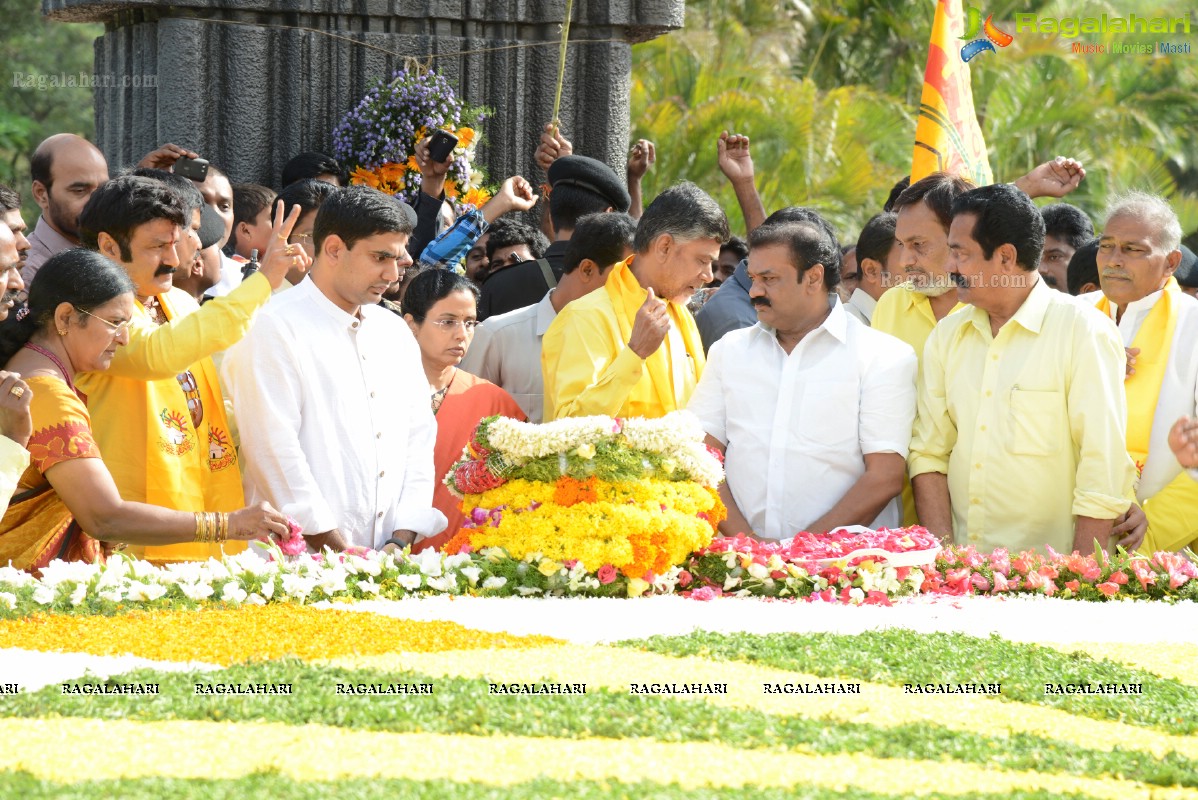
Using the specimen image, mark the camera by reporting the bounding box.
[174,156,209,181]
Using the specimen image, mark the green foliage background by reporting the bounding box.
[0,0,101,223]
[1,0,1194,247]
[631,1,1198,244]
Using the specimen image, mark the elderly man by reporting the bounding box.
[909,183,1140,555]
[0,185,32,271]
[0,224,32,514]
[223,187,445,553]
[1089,193,1198,554]
[688,219,916,539]
[24,134,110,283]
[74,176,301,563]
[462,212,636,422]
[542,182,729,420]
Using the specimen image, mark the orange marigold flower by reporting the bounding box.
[553,476,599,507]
[457,127,476,149]
[350,166,380,189]
[461,187,491,209]
[379,162,406,185]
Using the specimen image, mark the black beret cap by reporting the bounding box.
[547,155,631,213]
[1175,244,1198,289]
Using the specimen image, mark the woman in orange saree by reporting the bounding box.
[0,250,290,572]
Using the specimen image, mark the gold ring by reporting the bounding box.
[8,385,24,399]
[285,245,296,255]
[276,233,288,241]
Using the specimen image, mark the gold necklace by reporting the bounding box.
[431,370,456,416]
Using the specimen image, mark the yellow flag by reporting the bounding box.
[911,0,994,185]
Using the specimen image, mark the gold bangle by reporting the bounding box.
[193,512,204,543]
[217,513,229,543]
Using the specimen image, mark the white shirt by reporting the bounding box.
[1088,286,1198,499]
[221,277,446,548]
[459,292,556,423]
[205,251,245,299]
[687,298,917,539]
[846,288,877,326]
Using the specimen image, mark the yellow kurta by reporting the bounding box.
[871,283,966,526]
[908,279,1135,554]
[541,257,705,421]
[75,272,272,562]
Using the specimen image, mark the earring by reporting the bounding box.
[57,328,66,336]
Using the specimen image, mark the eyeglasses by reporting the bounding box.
[288,232,314,248]
[429,319,480,331]
[77,308,131,336]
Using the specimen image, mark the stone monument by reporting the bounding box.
[42,0,684,188]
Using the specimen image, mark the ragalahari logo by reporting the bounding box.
[959,7,1014,61]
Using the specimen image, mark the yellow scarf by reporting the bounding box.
[126,292,245,563]
[1096,277,1180,475]
[605,257,706,415]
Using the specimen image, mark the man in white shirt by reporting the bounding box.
[460,212,636,422]
[222,186,445,552]
[844,212,898,326]
[1087,192,1198,554]
[687,219,918,540]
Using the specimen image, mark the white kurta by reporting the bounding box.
[1089,287,1198,500]
[687,298,917,539]
[458,292,556,423]
[221,277,446,549]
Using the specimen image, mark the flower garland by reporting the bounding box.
[443,412,724,497]
[333,67,492,213]
[0,533,1194,617]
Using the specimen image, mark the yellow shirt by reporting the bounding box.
[908,278,1135,554]
[75,273,272,562]
[872,284,965,525]
[541,257,705,420]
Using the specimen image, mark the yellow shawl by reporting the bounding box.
[1096,277,1180,475]
[605,257,706,415]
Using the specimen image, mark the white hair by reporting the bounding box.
[1104,191,1182,252]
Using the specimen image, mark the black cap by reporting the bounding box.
[547,155,631,213]
[198,205,225,250]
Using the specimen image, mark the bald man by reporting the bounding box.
[24,133,110,283]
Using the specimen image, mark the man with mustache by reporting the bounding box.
[23,134,110,285]
[688,219,917,539]
[0,223,33,520]
[909,183,1141,556]
[74,176,304,563]
[1088,193,1198,555]
[0,185,32,272]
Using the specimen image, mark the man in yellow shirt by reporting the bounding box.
[909,183,1139,555]
[1089,193,1198,554]
[542,182,729,420]
[75,176,302,562]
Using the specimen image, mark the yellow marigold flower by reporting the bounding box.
[444,179,459,199]
[457,127,476,149]
[461,187,491,209]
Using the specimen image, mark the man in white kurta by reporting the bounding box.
[222,187,445,551]
[687,221,917,539]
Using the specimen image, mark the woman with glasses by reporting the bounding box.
[0,250,291,572]
[403,268,525,551]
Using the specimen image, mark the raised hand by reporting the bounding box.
[717,131,755,185]
[627,139,656,182]
[257,201,311,290]
[1013,156,1085,198]
[534,123,574,172]
[482,176,540,223]
[628,287,671,359]
[137,143,199,171]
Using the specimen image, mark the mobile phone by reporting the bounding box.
[427,130,458,162]
[175,156,209,181]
